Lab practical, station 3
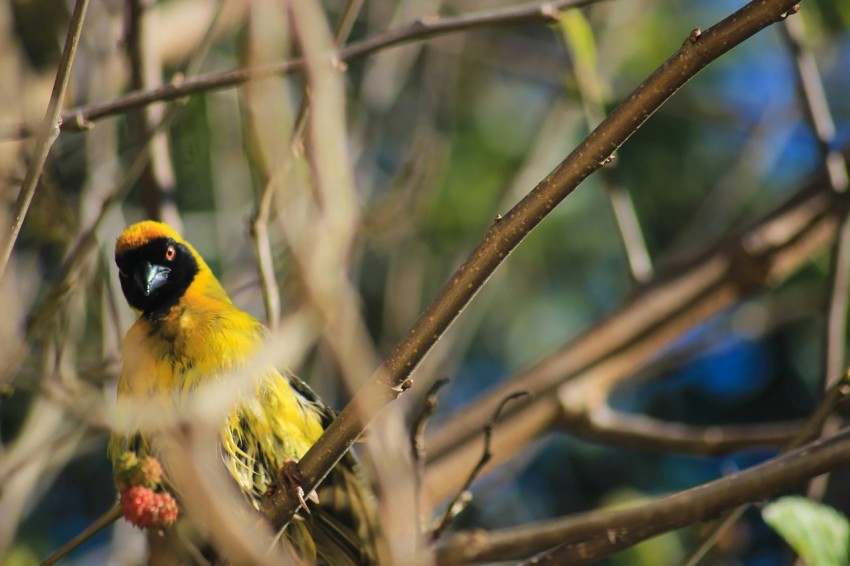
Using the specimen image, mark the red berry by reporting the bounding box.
[154,492,179,525]
[120,486,156,528]
[120,486,179,529]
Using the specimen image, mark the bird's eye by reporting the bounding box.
[118,268,128,278]
[165,245,176,261]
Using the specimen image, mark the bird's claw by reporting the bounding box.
[281,459,319,513]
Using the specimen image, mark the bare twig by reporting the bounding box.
[0,0,600,139]
[680,370,850,566]
[411,378,450,467]
[247,0,364,330]
[288,0,366,153]
[558,11,653,283]
[333,0,365,44]
[782,16,848,194]
[0,0,90,279]
[248,171,282,330]
[0,106,181,388]
[783,9,850,391]
[425,162,842,506]
[0,1,231,388]
[261,0,806,530]
[411,377,449,537]
[124,0,182,229]
[435,424,850,565]
[823,225,850,389]
[782,7,850,513]
[410,378,450,545]
[431,392,530,541]
[160,423,296,566]
[40,504,122,566]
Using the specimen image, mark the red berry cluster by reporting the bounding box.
[115,452,179,529]
[120,486,179,529]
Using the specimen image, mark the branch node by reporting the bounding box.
[600,154,616,166]
[540,3,561,23]
[607,528,625,544]
[169,73,190,105]
[686,28,702,46]
[330,55,348,72]
[781,5,801,19]
[393,377,414,394]
[65,112,94,132]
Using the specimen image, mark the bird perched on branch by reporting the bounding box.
[108,220,381,565]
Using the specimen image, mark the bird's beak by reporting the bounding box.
[134,262,171,296]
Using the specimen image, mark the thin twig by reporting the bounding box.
[784,8,850,388]
[0,0,599,139]
[40,503,122,566]
[410,378,449,538]
[781,9,850,506]
[0,0,91,279]
[247,0,364,330]
[334,0,365,44]
[261,0,806,530]
[289,0,366,153]
[782,15,849,194]
[411,378,450,468]
[0,1,230,388]
[124,0,182,229]
[425,156,845,505]
[249,170,282,330]
[435,423,850,565]
[431,391,530,540]
[558,11,653,283]
[680,371,850,566]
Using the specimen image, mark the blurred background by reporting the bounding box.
[1,0,850,564]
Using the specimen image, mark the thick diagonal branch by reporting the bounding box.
[262,0,804,530]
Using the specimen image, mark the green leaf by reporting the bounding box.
[558,10,607,126]
[559,10,598,75]
[762,496,850,566]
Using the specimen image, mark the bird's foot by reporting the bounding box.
[280,459,319,513]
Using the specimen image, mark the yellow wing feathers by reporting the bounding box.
[110,221,379,564]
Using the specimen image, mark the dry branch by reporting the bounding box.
[434,425,850,564]
[0,0,90,278]
[426,157,843,503]
[1,0,600,139]
[40,504,122,566]
[262,0,805,530]
[780,6,850,511]
[432,392,530,540]
[681,371,850,566]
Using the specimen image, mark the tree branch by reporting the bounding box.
[40,504,122,566]
[781,5,850,508]
[411,378,449,538]
[434,425,850,565]
[1,0,602,139]
[261,0,805,530]
[424,148,844,505]
[0,0,91,279]
[431,391,530,540]
[681,370,850,566]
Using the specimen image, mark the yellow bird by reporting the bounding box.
[108,220,381,564]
